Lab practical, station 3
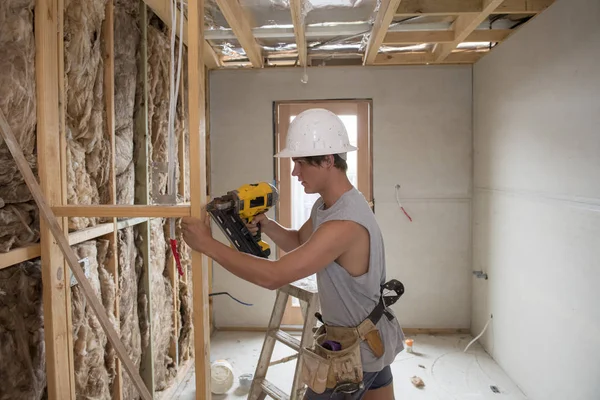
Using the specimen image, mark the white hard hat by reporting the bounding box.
[274,108,357,159]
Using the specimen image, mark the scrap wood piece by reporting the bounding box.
[411,375,425,388]
[0,109,153,400]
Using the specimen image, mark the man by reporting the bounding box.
[181,108,404,399]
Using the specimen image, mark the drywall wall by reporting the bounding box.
[472,0,600,399]
[209,65,473,328]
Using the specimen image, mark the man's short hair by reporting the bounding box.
[296,154,348,172]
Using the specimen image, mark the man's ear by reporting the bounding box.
[325,155,334,168]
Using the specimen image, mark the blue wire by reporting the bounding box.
[209,292,253,306]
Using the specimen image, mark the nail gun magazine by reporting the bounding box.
[206,182,278,258]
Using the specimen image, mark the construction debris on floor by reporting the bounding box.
[168,331,528,400]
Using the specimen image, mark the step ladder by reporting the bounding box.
[248,281,320,400]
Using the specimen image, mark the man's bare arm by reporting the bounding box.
[203,220,356,289]
[251,216,313,252]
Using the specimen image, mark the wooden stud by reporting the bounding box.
[134,1,155,392]
[214,0,264,68]
[432,0,504,63]
[51,205,191,218]
[363,0,404,65]
[0,109,153,400]
[142,0,221,69]
[102,1,123,398]
[205,66,213,332]
[290,0,307,67]
[35,0,75,397]
[188,0,212,398]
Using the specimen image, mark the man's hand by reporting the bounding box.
[246,213,270,236]
[181,210,215,253]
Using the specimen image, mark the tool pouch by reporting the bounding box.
[357,319,385,358]
[301,325,363,394]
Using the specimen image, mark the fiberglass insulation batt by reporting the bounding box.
[118,226,143,399]
[114,0,140,205]
[71,240,117,400]
[0,261,45,400]
[64,0,111,231]
[0,0,39,253]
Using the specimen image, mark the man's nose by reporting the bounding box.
[292,163,300,176]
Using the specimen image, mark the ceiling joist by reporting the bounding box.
[432,0,505,63]
[142,0,221,69]
[383,28,512,45]
[395,0,555,16]
[375,50,485,65]
[290,0,307,67]
[364,0,404,65]
[215,0,264,68]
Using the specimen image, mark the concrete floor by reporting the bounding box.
[168,331,527,400]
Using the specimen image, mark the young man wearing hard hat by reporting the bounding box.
[182,108,404,399]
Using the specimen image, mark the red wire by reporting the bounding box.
[170,239,184,276]
[401,206,413,222]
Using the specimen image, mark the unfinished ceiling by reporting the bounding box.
[145,0,556,68]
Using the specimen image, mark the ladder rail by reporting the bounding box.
[249,283,319,400]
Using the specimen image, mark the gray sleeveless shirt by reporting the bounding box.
[310,187,405,372]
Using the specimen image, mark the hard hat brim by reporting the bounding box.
[274,145,357,158]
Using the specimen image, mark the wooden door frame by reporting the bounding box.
[273,99,373,325]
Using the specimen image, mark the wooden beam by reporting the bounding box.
[494,0,555,14]
[374,50,485,65]
[51,205,191,218]
[134,2,155,391]
[290,0,307,67]
[0,245,42,270]
[384,30,454,44]
[363,0,404,65]
[395,0,554,15]
[0,219,151,271]
[188,0,212,398]
[35,0,75,397]
[467,29,512,42]
[102,1,123,398]
[0,109,153,400]
[214,0,264,68]
[432,0,504,62]
[383,28,511,44]
[142,0,221,69]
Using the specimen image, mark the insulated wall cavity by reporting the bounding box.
[114,0,141,205]
[64,0,111,230]
[0,0,39,253]
[0,260,45,400]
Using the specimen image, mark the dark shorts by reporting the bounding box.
[304,365,393,399]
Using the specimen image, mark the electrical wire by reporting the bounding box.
[464,314,493,353]
[395,184,413,222]
[209,292,253,306]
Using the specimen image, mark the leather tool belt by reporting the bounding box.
[301,279,404,395]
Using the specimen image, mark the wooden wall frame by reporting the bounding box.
[0,0,212,398]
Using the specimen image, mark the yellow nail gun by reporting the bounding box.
[206,182,278,258]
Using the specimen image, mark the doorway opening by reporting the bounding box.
[273,100,373,326]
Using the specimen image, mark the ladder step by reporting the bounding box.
[260,378,290,400]
[272,329,300,352]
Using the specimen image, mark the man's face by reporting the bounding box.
[291,157,328,194]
